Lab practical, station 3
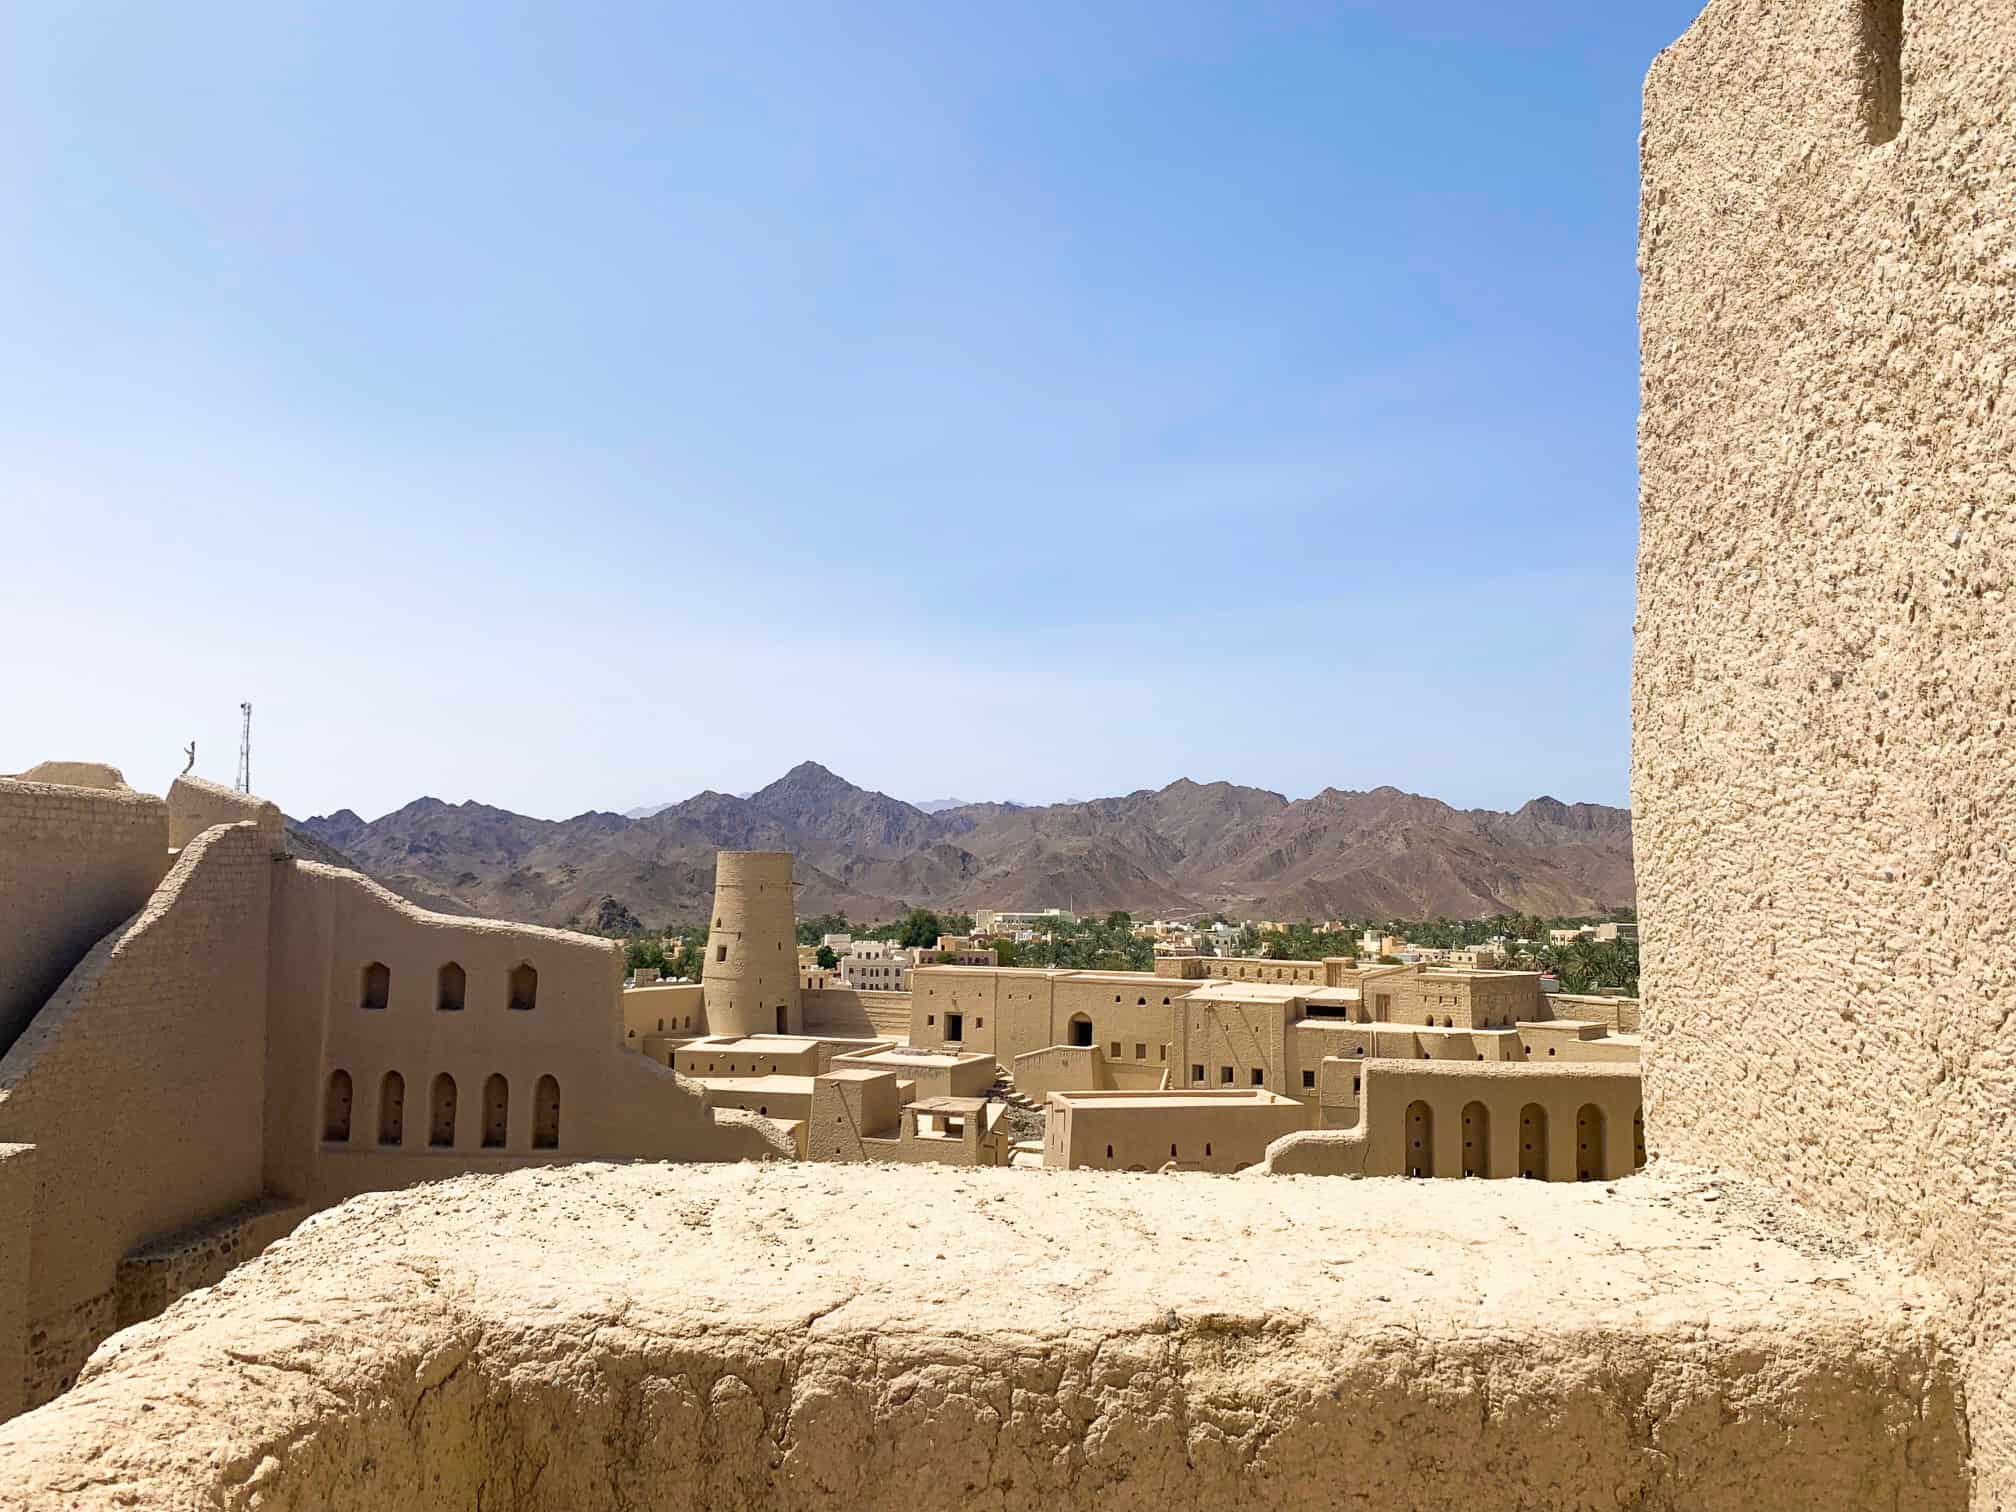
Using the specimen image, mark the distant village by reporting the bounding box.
[620,905,1642,999]
[617,863,1643,1178]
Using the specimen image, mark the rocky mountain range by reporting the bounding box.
[295,761,1635,931]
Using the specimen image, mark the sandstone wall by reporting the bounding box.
[1170,995,1295,1100]
[165,774,285,857]
[0,1163,1972,1511]
[9,762,128,789]
[0,823,273,1409]
[0,1145,31,1421]
[0,775,169,1057]
[1264,1062,1642,1181]
[622,982,704,1042]
[1202,958,1326,985]
[268,861,787,1210]
[1636,1,2016,1498]
[802,987,911,1042]
[112,1197,303,1331]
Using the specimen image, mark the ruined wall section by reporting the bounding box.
[0,775,168,1056]
[1636,0,2016,1499]
[0,823,272,1409]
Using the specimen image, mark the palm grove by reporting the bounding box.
[601,907,1638,996]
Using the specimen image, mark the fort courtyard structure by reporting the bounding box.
[0,769,787,1419]
[3,0,2015,1505]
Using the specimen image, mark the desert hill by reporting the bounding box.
[296,761,1634,930]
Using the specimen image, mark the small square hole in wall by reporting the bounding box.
[1860,0,1904,145]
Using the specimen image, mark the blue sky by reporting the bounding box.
[0,2,1706,820]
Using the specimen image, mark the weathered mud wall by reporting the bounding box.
[1635,0,2016,1502]
[0,1163,1970,1511]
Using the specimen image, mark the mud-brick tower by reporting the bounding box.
[700,851,801,1037]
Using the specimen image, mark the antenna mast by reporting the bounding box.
[236,702,253,793]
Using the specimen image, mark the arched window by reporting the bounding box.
[430,1073,457,1147]
[483,1074,509,1148]
[360,962,390,1011]
[378,1071,405,1146]
[533,1075,560,1149]
[1068,1014,1092,1048]
[437,962,466,1012]
[1461,1100,1489,1178]
[323,1069,352,1142]
[1577,1103,1607,1181]
[508,962,538,1012]
[1406,1100,1434,1178]
[1520,1103,1549,1180]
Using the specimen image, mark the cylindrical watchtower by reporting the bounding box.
[700,851,801,1037]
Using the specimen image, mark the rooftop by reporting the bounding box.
[678,1035,827,1054]
[1048,1088,1304,1109]
[837,1047,989,1068]
[1183,981,1311,1003]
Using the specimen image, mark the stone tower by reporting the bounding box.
[700,851,801,1037]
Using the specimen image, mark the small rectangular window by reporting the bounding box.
[1192,1064,1205,1083]
[1220,1066,1233,1084]
[1302,1069,1316,1089]
[1859,0,1904,145]
[1134,1042,1146,1060]
[1251,1068,1264,1086]
[1110,1042,1121,1059]
[715,945,727,963]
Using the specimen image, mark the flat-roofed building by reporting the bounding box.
[1044,1088,1306,1173]
[829,1045,996,1101]
[672,1035,835,1079]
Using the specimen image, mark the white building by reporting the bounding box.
[974,908,1078,934]
[841,947,914,992]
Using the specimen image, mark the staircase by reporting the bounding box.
[990,1064,1042,1117]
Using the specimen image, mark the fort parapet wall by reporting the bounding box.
[165,774,286,857]
[0,822,273,1410]
[0,773,169,1057]
[1637,0,2016,1499]
[0,1162,1970,1510]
